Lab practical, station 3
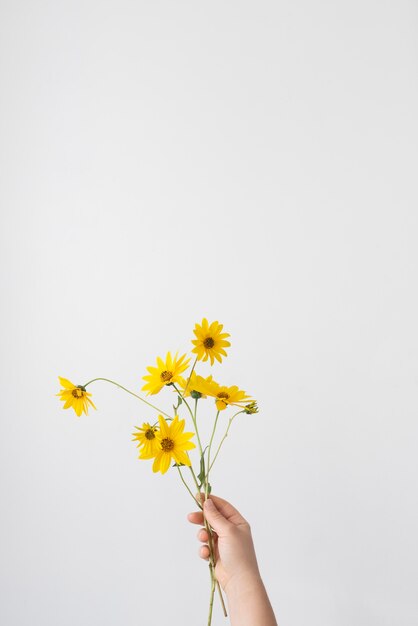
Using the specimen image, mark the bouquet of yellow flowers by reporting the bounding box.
[57,318,258,625]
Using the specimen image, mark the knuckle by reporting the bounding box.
[238,518,251,531]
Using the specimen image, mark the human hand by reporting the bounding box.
[187,494,261,595]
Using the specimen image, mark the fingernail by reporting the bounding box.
[204,498,214,508]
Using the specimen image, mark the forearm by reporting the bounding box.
[225,572,278,626]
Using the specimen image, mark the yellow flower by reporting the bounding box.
[142,352,190,395]
[178,372,214,399]
[202,379,252,411]
[244,401,259,414]
[56,376,96,417]
[192,318,231,365]
[152,415,196,474]
[132,422,160,459]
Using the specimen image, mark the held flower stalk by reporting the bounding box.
[56,318,257,626]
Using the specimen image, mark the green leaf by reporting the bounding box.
[172,395,183,412]
[197,446,208,488]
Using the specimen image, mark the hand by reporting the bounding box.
[187,494,261,594]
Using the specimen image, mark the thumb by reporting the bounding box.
[203,498,232,536]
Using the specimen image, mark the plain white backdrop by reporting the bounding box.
[1,1,418,625]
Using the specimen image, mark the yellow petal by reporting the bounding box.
[158,415,169,438]
[159,453,171,474]
[58,376,75,390]
[173,450,191,466]
[152,452,163,473]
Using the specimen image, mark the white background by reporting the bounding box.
[1,1,418,625]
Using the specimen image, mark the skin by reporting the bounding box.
[187,494,278,626]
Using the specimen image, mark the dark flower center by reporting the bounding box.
[161,437,175,451]
[203,337,215,349]
[160,370,173,383]
[72,388,84,398]
[217,392,230,400]
[145,429,156,440]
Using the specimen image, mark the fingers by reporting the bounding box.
[187,511,218,562]
[205,494,248,526]
[197,528,209,543]
[187,513,217,540]
[186,524,212,561]
[187,511,204,525]
[199,545,210,560]
[193,493,248,526]
[202,498,233,536]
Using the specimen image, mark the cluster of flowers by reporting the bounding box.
[57,318,257,475]
[57,318,258,625]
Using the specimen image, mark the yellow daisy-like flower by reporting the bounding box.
[152,415,196,474]
[132,422,160,459]
[192,318,231,365]
[142,352,190,395]
[201,379,252,411]
[56,376,96,417]
[178,372,214,399]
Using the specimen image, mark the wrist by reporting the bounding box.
[224,568,263,599]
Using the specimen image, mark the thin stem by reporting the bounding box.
[188,465,201,494]
[193,397,205,458]
[172,383,194,418]
[209,410,244,472]
[183,356,198,395]
[177,466,202,509]
[83,377,172,419]
[217,579,228,617]
[182,471,226,618]
[206,410,220,496]
[204,507,228,618]
[151,417,172,428]
[207,563,216,626]
[173,384,204,458]
[179,389,227,620]
[189,478,228,617]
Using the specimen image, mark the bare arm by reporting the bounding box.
[187,495,278,626]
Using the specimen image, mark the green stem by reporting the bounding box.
[217,579,228,617]
[172,383,194,418]
[173,384,204,458]
[208,410,244,472]
[205,510,228,619]
[183,470,226,618]
[177,466,202,509]
[188,465,201,494]
[193,397,205,458]
[186,471,227,619]
[175,387,227,619]
[182,356,198,395]
[207,563,216,626]
[83,377,172,419]
[205,410,220,497]
[184,403,227,619]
